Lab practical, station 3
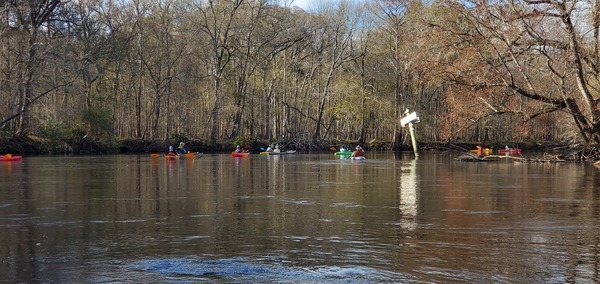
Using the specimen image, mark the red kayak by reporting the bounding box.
[231,151,250,157]
[0,155,22,162]
[498,148,522,155]
[165,154,178,160]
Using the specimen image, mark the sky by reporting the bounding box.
[280,0,315,10]
[279,0,365,11]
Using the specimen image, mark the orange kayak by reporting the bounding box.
[180,152,203,158]
[231,151,250,157]
[469,148,493,155]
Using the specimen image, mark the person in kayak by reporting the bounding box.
[167,146,177,156]
[351,145,364,158]
[235,145,243,153]
[178,142,188,154]
[266,144,274,152]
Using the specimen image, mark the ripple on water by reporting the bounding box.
[130,257,407,283]
[330,202,363,208]
[279,199,315,206]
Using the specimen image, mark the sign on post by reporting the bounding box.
[400,110,420,156]
[401,111,419,127]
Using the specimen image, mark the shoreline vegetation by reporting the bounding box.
[0,136,591,162]
[2,1,600,167]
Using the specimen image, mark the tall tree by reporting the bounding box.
[2,0,62,137]
[138,0,185,139]
[311,1,362,139]
[229,2,307,139]
[372,0,409,149]
[191,0,245,142]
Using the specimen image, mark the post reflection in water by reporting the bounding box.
[399,157,418,231]
[1,153,600,283]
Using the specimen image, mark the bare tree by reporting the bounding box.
[311,1,363,139]
[426,0,600,145]
[137,0,185,139]
[190,0,244,142]
[372,0,409,148]
[1,0,62,137]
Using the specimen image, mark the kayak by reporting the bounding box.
[498,148,522,155]
[231,151,250,157]
[0,155,22,162]
[260,150,297,155]
[334,151,352,156]
[469,148,493,155]
[351,156,366,160]
[180,152,204,158]
[153,152,203,158]
[165,154,178,160]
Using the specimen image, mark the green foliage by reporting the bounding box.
[37,120,67,141]
[0,126,12,139]
[82,108,113,140]
[232,135,251,147]
[68,124,88,139]
[36,119,68,152]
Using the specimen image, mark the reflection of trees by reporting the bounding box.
[1,162,38,282]
[4,155,600,281]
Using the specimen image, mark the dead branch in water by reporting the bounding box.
[455,152,565,163]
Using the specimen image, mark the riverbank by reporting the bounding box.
[0,136,573,157]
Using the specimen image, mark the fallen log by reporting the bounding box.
[456,152,564,163]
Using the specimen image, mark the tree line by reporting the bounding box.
[1,0,599,151]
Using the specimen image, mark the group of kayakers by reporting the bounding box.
[264,143,281,153]
[338,145,365,158]
[166,142,190,156]
[166,142,365,157]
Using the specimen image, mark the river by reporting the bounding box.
[1,152,599,283]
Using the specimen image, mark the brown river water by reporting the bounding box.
[1,152,599,283]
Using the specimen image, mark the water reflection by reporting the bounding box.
[399,158,417,231]
[1,153,600,283]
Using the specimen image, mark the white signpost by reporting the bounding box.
[400,110,420,156]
